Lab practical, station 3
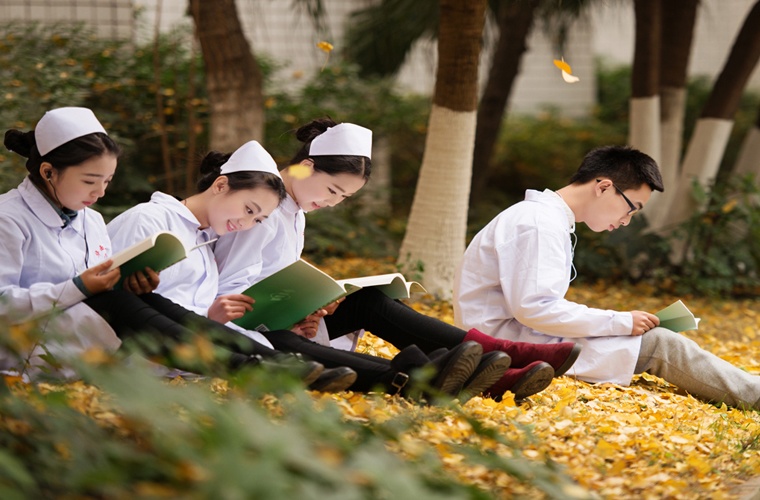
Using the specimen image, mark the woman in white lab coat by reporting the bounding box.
[106,140,493,400]
[213,119,582,401]
[0,108,302,378]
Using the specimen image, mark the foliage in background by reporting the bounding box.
[1,23,759,295]
[0,23,207,218]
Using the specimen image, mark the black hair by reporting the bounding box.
[196,150,286,201]
[4,128,121,188]
[289,118,372,182]
[569,145,664,193]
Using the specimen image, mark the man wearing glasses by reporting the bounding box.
[454,145,760,410]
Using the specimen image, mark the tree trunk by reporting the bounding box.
[733,105,760,177]
[656,0,760,235]
[629,0,661,165]
[189,0,264,152]
[469,0,540,204]
[397,0,486,298]
[644,0,698,228]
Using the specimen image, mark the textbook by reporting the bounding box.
[232,259,426,332]
[107,231,217,286]
[655,300,700,332]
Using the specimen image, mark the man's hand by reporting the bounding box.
[79,260,121,295]
[208,294,255,324]
[290,310,327,339]
[630,310,660,336]
[122,267,160,295]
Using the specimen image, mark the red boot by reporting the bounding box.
[484,361,554,402]
[463,329,581,376]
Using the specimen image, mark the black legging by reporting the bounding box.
[259,330,395,392]
[85,290,277,372]
[86,290,409,392]
[325,288,467,353]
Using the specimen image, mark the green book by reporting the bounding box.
[232,259,426,332]
[655,300,700,332]
[107,231,216,288]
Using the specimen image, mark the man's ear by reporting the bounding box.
[594,178,612,196]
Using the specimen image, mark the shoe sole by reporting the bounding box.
[459,352,512,404]
[309,369,358,392]
[509,363,554,401]
[432,341,483,396]
[554,344,582,377]
[302,363,326,386]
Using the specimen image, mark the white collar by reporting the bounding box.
[19,177,86,231]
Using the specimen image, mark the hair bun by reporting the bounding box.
[295,117,338,143]
[4,129,35,157]
[198,150,230,175]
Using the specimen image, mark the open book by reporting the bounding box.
[232,259,426,332]
[107,231,217,286]
[655,300,700,332]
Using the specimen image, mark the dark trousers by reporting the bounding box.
[85,290,277,372]
[325,288,467,353]
[259,330,394,392]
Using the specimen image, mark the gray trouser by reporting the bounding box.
[634,328,760,410]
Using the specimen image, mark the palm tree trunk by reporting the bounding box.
[189,0,264,151]
[469,0,540,205]
[644,0,698,228]
[657,0,760,235]
[397,0,487,298]
[629,0,661,165]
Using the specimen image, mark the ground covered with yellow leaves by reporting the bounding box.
[319,258,760,499]
[2,258,759,499]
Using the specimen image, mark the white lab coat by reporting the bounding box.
[0,177,121,378]
[106,192,272,347]
[454,189,640,385]
[215,194,360,350]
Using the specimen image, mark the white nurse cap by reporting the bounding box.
[220,140,281,177]
[308,123,372,159]
[35,107,108,156]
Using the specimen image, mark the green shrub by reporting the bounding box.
[0,322,589,499]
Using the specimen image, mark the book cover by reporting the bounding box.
[108,231,216,287]
[232,260,425,332]
[655,300,700,332]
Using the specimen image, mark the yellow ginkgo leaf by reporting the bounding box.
[561,70,580,83]
[317,41,334,71]
[288,164,313,180]
[553,58,572,74]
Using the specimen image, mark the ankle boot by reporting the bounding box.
[263,354,325,385]
[384,343,482,399]
[308,367,358,392]
[485,361,554,402]
[464,329,581,376]
[429,341,483,396]
[459,351,512,403]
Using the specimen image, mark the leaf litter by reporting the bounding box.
[5,257,759,498]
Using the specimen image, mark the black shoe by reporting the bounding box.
[509,361,554,402]
[430,341,483,396]
[261,354,324,385]
[459,351,512,403]
[308,367,358,392]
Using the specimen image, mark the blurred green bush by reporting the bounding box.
[1,22,759,295]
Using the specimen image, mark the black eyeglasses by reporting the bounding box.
[613,184,640,215]
[597,179,640,216]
